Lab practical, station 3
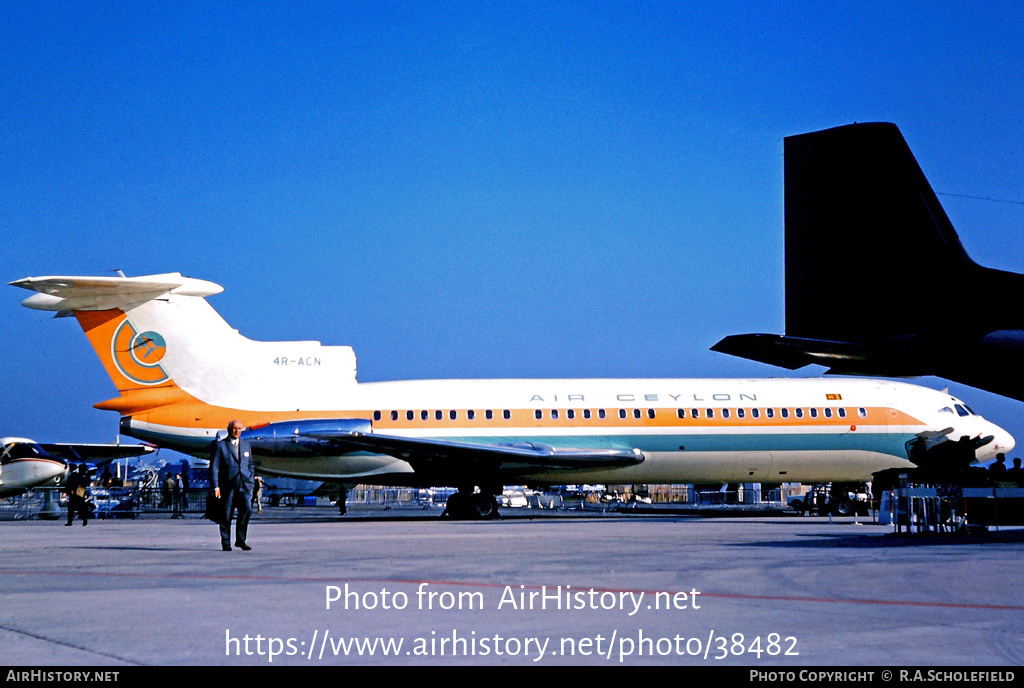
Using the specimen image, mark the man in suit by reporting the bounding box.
[209,420,255,551]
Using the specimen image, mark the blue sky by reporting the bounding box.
[2,2,1023,460]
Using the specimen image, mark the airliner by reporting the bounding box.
[11,272,1013,518]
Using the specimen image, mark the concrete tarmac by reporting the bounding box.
[1,506,1022,666]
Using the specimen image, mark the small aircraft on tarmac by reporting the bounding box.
[0,437,154,497]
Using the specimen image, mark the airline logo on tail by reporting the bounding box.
[113,319,168,386]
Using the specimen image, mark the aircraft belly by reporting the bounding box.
[524,449,915,484]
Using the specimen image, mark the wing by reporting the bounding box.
[38,443,155,465]
[711,333,928,377]
[244,419,643,482]
[305,430,644,472]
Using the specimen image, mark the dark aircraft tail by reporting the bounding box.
[785,122,992,342]
[713,122,1024,393]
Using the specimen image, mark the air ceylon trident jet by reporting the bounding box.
[12,272,1014,518]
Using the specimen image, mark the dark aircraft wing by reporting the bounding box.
[38,443,155,465]
[711,333,929,377]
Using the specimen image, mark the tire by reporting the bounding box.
[469,494,498,520]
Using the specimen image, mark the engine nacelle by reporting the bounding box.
[242,418,372,457]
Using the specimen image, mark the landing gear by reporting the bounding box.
[336,483,348,516]
[442,487,499,520]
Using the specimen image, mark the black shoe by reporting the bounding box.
[222,544,232,551]
[236,542,252,551]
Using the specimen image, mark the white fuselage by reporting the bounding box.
[0,439,68,495]
[123,377,1013,485]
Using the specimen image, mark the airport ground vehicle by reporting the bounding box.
[788,482,871,516]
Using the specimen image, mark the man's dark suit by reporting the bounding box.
[209,435,255,548]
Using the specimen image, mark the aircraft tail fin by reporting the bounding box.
[784,122,1024,342]
[11,273,358,414]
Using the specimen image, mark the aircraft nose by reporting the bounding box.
[978,423,1015,461]
[47,461,69,482]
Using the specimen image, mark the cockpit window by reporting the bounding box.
[938,407,953,414]
[955,404,970,417]
[2,443,45,460]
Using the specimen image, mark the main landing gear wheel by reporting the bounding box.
[442,491,499,520]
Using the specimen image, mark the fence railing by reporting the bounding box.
[1,482,805,520]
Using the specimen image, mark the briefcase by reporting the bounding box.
[204,493,227,525]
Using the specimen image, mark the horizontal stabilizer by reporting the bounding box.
[11,273,223,313]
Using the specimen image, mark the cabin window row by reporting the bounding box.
[674,407,861,420]
[371,407,869,422]
[372,409,514,422]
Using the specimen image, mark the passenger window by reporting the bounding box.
[751,408,760,419]
[535,410,543,420]
[647,409,655,419]
[619,409,627,419]
[858,408,867,418]
[583,409,592,420]
[824,408,832,418]
[766,408,774,418]
[737,408,745,419]
[435,410,443,421]
[503,410,511,420]
[598,409,606,419]
[373,411,381,421]
[567,409,575,420]
[795,408,804,418]
[551,409,559,420]
[449,410,457,420]
[633,409,642,419]
[677,409,685,419]
[781,408,789,418]
[468,410,475,420]
[809,408,817,418]
[722,408,730,419]
[390,411,398,421]
[421,410,429,421]
[407,410,414,421]
[706,409,714,419]
[838,408,846,418]
[486,410,493,420]
[691,409,700,419]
